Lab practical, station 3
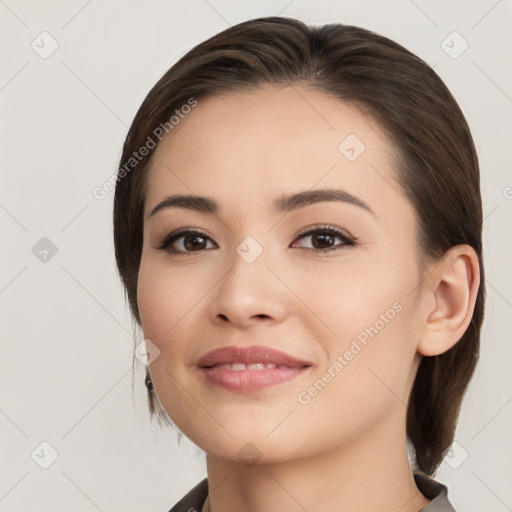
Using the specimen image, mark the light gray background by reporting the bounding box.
[1,0,511,510]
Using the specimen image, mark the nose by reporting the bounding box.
[208,245,289,329]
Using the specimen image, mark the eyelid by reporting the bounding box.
[154,227,215,252]
[291,224,357,252]
[155,224,357,254]
[294,223,355,241]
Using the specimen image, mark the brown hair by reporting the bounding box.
[113,16,485,476]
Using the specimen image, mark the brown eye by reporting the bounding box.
[157,229,216,253]
[291,226,356,253]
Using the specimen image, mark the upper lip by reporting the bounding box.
[196,345,312,368]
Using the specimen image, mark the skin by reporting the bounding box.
[137,85,480,512]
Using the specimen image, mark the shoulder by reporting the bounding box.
[414,472,457,512]
[166,478,208,512]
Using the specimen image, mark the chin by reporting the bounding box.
[201,437,293,466]
[181,421,294,462]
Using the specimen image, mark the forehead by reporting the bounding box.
[145,85,403,220]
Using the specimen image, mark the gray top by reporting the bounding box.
[167,472,455,511]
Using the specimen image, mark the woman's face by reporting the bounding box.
[137,85,429,463]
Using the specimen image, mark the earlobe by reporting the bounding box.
[418,244,480,357]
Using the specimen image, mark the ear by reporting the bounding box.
[417,244,481,357]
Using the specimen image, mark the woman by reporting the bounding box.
[113,17,484,511]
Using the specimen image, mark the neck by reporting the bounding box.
[205,415,430,512]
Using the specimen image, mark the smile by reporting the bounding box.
[196,345,312,392]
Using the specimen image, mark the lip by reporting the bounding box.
[196,345,312,393]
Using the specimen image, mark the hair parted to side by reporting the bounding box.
[113,16,485,476]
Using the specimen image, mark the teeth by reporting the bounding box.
[213,362,281,371]
[247,363,264,370]
[214,363,232,370]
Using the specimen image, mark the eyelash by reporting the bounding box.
[155,225,357,255]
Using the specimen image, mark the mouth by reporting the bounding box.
[196,345,312,392]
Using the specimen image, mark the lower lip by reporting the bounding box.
[199,366,309,392]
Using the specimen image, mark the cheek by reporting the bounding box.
[137,271,170,342]
[137,260,200,358]
[297,249,421,391]
[136,261,207,432]
[289,252,411,343]
[289,297,418,455]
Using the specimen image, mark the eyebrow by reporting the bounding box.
[147,188,375,219]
